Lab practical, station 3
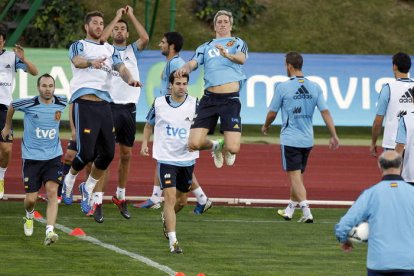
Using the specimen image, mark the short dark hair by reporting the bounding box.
[393,52,411,73]
[164,32,184,52]
[37,73,55,87]
[285,51,303,70]
[84,11,104,25]
[169,71,189,84]
[378,153,402,170]
[0,28,6,40]
[117,19,129,32]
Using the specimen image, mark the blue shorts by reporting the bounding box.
[281,145,312,172]
[191,91,241,134]
[157,163,194,193]
[22,156,63,193]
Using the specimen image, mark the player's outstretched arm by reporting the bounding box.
[320,109,339,150]
[175,60,198,77]
[101,7,126,43]
[1,105,15,140]
[140,123,153,156]
[262,111,277,135]
[125,5,149,51]
[115,63,142,87]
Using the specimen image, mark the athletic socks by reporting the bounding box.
[26,209,34,219]
[46,225,54,235]
[150,185,162,204]
[0,167,7,180]
[212,140,220,151]
[192,187,207,205]
[92,192,104,205]
[116,187,125,200]
[65,171,78,190]
[299,200,312,218]
[285,201,298,217]
[85,175,99,195]
[168,232,177,246]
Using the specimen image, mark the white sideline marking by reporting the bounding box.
[35,217,176,276]
[203,219,336,224]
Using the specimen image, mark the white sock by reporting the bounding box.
[85,175,99,195]
[116,187,125,200]
[0,167,7,180]
[299,200,312,217]
[93,192,103,205]
[285,201,298,217]
[46,225,54,235]
[26,209,34,219]
[168,232,177,246]
[150,186,162,204]
[65,171,78,190]
[192,187,207,205]
[212,140,219,151]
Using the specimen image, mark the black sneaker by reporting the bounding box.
[112,196,131,219]
[93,203,104,223]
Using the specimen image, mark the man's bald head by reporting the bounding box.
[378,150,402,171]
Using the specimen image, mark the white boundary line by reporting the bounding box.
[34,217,176,276]
[3,194,355,206]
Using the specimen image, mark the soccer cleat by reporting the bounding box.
[298,215,314,223]
[170,241,183,254]
[78,182,91,214]
[212,139,224,168]
[61,176,73,205]
[44,231,59,246]
[86,203,96,217]
[0,179,4,200]
[133,199,161,209]
[277,209,292,221]
[57,196,62,204]
[38,194,62,204]
[161,211,169,240]
[112,196,131,219]
[194,198,213,215]
[23,217,34,236]
[224,151,236,166]
[93,203,104,223]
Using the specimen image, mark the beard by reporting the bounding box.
[113,37,126,44]
[88,29,102,40]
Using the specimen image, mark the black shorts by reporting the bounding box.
[157,163,194,193]
[111,103,136,147]
[281,145,312,173]
[22,156,63,193]
[0,104,13,143]
[67,139,77,152]
[191,91,241,134]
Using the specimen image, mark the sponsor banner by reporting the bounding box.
[11,49,394,126]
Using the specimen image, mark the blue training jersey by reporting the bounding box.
[269,76,328,148]
[160,55,185,96]
[12,95,68,160]
[191,37,247,89]
[335,175,414,271]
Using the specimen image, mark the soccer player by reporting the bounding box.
[1,74,67,245]
[77,5,149,222]
[61,11,141,217]
[395,106,414,184]
[175,10,248,169]
[262,52,339,223]
[0,28,38,199]
[370,52,414,156]
[141,72,197,253]
[335,151,414,274]
[135,32,212,214]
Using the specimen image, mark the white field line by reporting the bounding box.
[35,217,176,276]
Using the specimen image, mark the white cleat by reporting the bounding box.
[224,151,236,166]
[23,217,34,236]
[212,139,224,168]
[44,231,59,246]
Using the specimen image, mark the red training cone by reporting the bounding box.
[33,211,43,219]
[69,228,86,236]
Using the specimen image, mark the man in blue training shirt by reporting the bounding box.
[175,10,248,169]
[1,74,67,246]
[335,151,414,275]
[262,51,339,223]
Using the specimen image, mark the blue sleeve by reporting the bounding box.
[68,41,84,60]
[146,101,156,126]
[395,117,407,145]
[112,48,123,66]
[131,43,141,59]
[15,56,27,71]
[268,84,282,112]
[316,85,328,111]
[11,97,35,112]
[376,84,390,116]
[334,191,370,243]
[55,95,68,108]
[236,37,248,58]
[191,44,206,66]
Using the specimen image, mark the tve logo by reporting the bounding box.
[35,127,56,139]
[166,125,187,139]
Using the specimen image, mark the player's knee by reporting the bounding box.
[225,143,240,154]
[94,152,114,170]
[119,151,132,162]
[64,151,76,163]
[188,140,201,151]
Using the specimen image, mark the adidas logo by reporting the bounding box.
[33,114,39,119]
[397,110,407,118]
[5,64,11,68]
[125,57,130,60]
[293,106,302,114]
[399,88,414,103]
[293,85,312,99]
